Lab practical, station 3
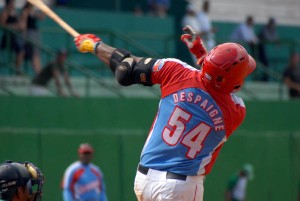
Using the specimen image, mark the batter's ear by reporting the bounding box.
[16,186,26,198]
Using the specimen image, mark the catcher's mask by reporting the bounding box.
[0,161,44,201]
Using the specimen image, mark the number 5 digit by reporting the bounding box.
[162,106,191,146]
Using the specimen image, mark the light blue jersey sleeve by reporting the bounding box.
[99,179,108,201]
[98,168,108,201]
[62,162,81,201]
[63,189,75,201]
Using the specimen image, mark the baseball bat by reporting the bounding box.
[26,0,79,37]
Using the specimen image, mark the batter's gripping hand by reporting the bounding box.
[74,34,101,53]
[181,26,207,61]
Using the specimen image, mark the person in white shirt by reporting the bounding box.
[196,0,216,51]
[181,4,201,66]
[225,164,254,201]
[230,16,258,55]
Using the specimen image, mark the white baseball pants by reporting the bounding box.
[134,165,205,201]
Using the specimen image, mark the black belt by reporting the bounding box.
[138,164,187,181]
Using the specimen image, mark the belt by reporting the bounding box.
[138,164,187,181]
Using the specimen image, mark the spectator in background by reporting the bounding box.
[225,164,254,201]
[0,0,25,75]
[196,0,216,51]
[19,2,46,74]
[257,17,280,81]
[28,48,79,97]
[283,52,300,99]
[147,0,170,18]
[62,143,108,201]
[230,15,258,56]
[259,17,279,44]
[181,4,201,66]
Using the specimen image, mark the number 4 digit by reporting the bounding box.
[181,123,211,159]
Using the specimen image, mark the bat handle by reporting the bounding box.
[69,30,80,38]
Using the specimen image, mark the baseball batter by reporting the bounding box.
[74,26,256,201]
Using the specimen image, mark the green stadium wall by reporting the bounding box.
[0,97,300,201]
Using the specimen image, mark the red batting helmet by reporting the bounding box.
[200,43,256,93]
[78,143,94,154]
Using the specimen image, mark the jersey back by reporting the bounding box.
[140,58,246,176]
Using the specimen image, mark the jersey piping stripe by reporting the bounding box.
[70,168,85,198]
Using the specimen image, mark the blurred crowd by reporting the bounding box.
[180,1,300,100]
[0,0,78,97]
[0,0,299,99]
[181,1,282,80]
[0,0,46,75]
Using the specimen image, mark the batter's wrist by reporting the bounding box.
[94,41,102,54]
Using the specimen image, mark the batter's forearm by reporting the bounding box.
[75,34,143,73]
[95,42,142,68]
[95,43,116,66]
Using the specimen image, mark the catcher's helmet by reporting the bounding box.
[200,43,256,93]
[0,161,44,201]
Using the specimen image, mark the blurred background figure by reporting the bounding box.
[257,17,280,81]
[0,0,25,75]
[61,143,108,201]
[181,4,201,66]
[147,0,170,18]
[283,52,300,99]
[225,164,254,201]
[19,2,46,74]
[258,17,279,45]
[196,0,216,51]
[230,15,258,56]
[28,49,79,97]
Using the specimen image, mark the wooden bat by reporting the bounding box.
[27,0,79,37]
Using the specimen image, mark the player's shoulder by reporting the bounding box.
[66,161,82,172]
[153,58,198,72]
[89,163,104,176]
[89,163,101,171]
[63,161,83,179]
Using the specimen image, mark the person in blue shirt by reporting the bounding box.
[61,143,108,201]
